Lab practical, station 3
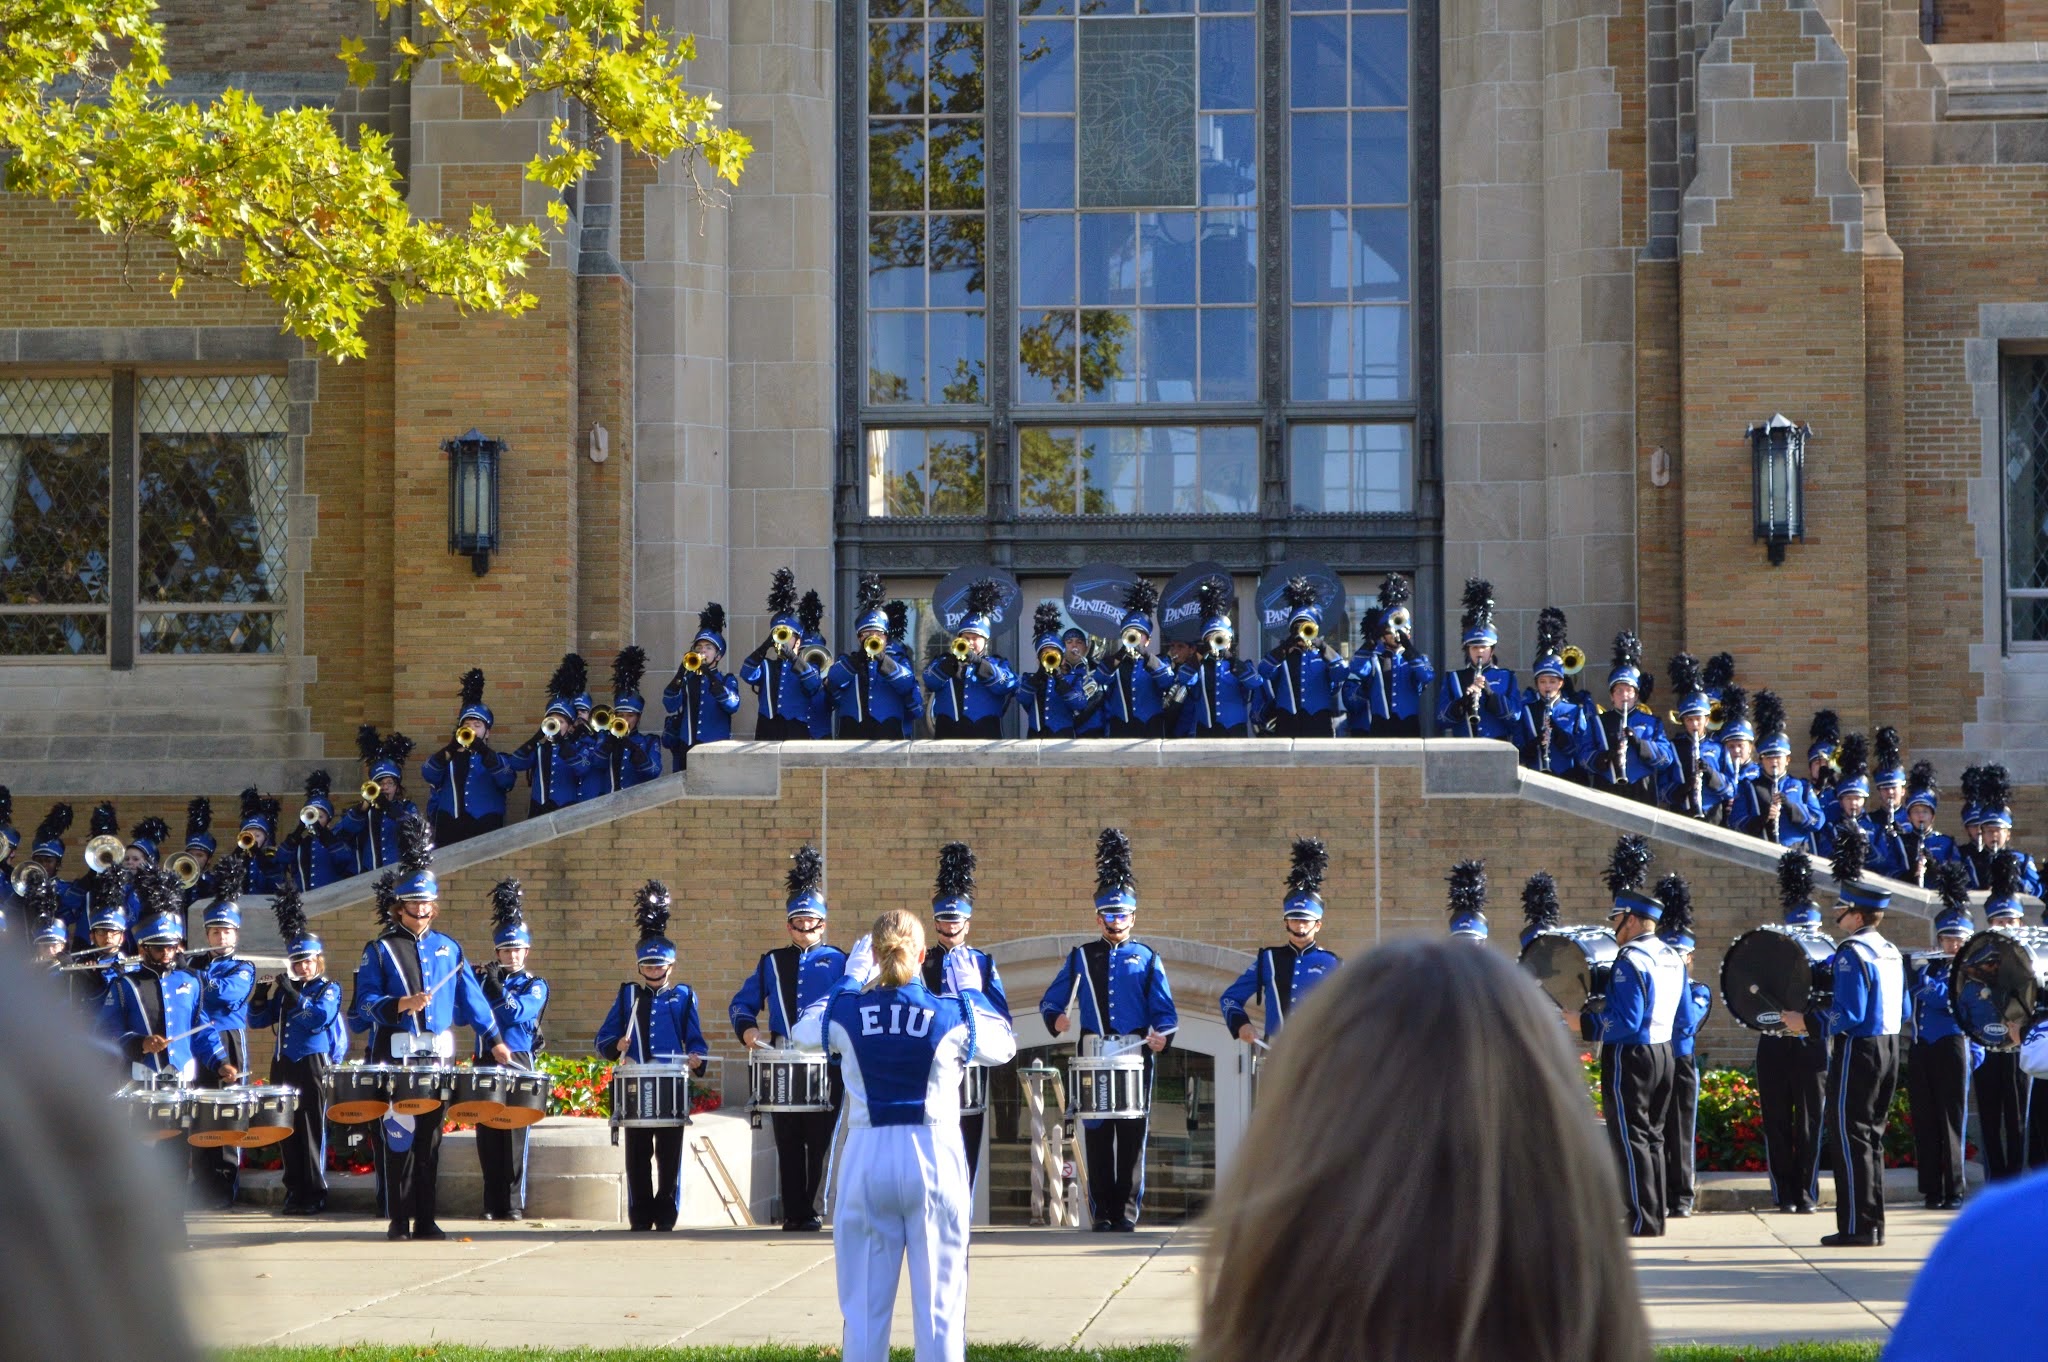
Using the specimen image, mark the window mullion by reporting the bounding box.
[109,368,137,670]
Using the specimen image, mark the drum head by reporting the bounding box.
[239,1125,292,1149]
[391,1096,443,1116]
[445,1099,506,1123]
[1720,928,1827,1031]
[326,1099,389,1124]
[478,1105,545,1130]
[1519,931,1617,1013]
[1951,930,2048,1047]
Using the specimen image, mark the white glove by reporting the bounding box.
[942,948,982,997]
[845,933,879,988]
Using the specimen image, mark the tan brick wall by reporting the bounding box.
[2008,0,2048,38]
[1933,0,2004,38]
[157,0,361,75]
[619,156,657,265]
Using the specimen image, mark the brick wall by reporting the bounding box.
[575,274,637,658]
[157,0,362,75]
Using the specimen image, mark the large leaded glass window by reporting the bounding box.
[2005,352,2048,644]
[0,378,113,655]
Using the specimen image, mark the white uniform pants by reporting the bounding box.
[834,1123,971,1362]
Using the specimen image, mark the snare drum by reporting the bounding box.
[117,1086,193,1141]
[445,1066,512,1123]
[326,1062,400,1124]
[749,1047,832,1112]
[390,1062,456,1116]
[239,1085,300,1148]
[1068,1049,1148,1120]
[187,1088,257,1148]
[610,1060,691,1128]
[481,1069,549,1129]
[959,1063,990,1116]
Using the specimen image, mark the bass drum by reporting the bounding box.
[1720,925,1835,1032]
[1518,927,1620,1013]
[1949,926,2048,1049]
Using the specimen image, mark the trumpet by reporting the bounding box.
[1708,697,1727,727]
[1559,644,1586,676]
[800,644,832,672]
[1121,626,1147,651]
[298,804,326,830]
[10,862,48,897]
[863,634,886,659]
[1039,644,1064,673]
[455,723,480,749]
[168,852,203,889]
[952,636,975,662]
[607,715,632,739]
[84,834,126,874]
[683,650,706,673]
[1203,628,1233,654]
[589,704,615,733]
[1293,619,1319,646]
[771,623,796,650]
[359,779,383,804]
[540,713,568,740]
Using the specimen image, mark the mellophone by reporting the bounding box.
[324,1059,548,1129]
[1067,1034,1150,1121]
[115,1073,300,1149]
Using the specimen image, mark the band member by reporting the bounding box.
[125,816,169,877]
[1435,578,1520,740]
[1581,834,1682,1237]
[349,813,510,1240]
[1222,838,1342,1046]
[62,802,128,943]
[1898,762,1956,884]
[177,797,219,909]
[1658,656,1728,818]
[334,729,421,871]
[31,905,69,963]
[475,879,548,1221]
[248,884,346,1215]
[1350,573,1433,738]
[1040,829,1176,1231]
[584,647,663,796]
[1806,710,1842,803]
[1656,875,1711,1218]
[1716,686,1756,796]
[421,668,515,845]
[596,882,708,1232]
[1518,870,1561,951]
[1868,729,1914,880]
[1813,736,1878,860]
[795,590,836,740]
[503,656,598,815]
[921,841,1011,1187]
[792,910,1016,1362]
[1177,577,1267,739]
[1908,865,1977,1210]
[1579,635,1671,803]
[72,895,133,1034]
[742,567,825,741]
[1063,625,1109,737]
[829,574,922,740]
[1515,612,1588,780]
[1730,692,1824,848]
[1020,602,1089,739]
[1975,851,2032,1180]
[1261,577,1346,738]
[113,881,234,1093]
[234,789,285,895]
[192,859,259,1208]
[1758,850,1829,1213]
[926,579,1017,739]
[282,771,352,891]
[1783,828,1907,1247]
[730,846,848,1231]
[1445,858,1489,942]
[663,603,741,769]
[1968,768,2042,897]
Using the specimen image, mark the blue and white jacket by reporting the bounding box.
[1176,656,1268,736]
[730,943,850,1044]
[1587,936,1684,1046]
[1824,929,1908,1040]
[1219,942,1341,1041]
[249,975,348,1063]
[479,968,548,1057]
[112,964,228,1079]
[925,654,1019,726]
[420,746,516,823]
[598,981,708,1063]
[828,652,923,734]
[793,978,1016,1128]
[1040,937,1178,1042]
[349,927,501,1061]
[662,669,740,758]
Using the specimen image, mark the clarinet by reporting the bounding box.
[1539,699,1552,772]
[1610,703,1630,787]
[1903,827,1925,887]
[1767,778,1782,844]
[1690,734,1704,817]
[1462,666,1483,738]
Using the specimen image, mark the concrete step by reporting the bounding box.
[1692,1163,1986,1212]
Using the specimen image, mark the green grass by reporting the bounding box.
[217,1345,1884,1362]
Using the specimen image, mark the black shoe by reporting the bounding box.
[1092,1219,1113,1232]
[1670,1203,1694,1218]
[281,1202,316,1218]
[412,1222,448,1241]
[1924,1196,1941,1210]
[482,1212,500,1222]
[629,1223,652,1232]
[507,1208,524,1222]
[1776,1203,1797,1214]
[796,1217,823,1232]
[1820,1230,1882,1247]
[387,1223,411,1241]
[654,1224,675,1233]
[1114,1218,1137,1232]
[1627,1227,1665,1238]
[1940,1197,1964,1210]
[1793,1202,1816,1214]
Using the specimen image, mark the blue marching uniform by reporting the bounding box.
[731,943,849,1226]
[1219,943,1341,1041]
[663,668,740,768]
[501,732,595,817]
[1732,774,1825,849]
[1349,644,1435,737]
[1039,938,1177,1226]
[191,950,259,1204]
[1906,953,1978,1207]
[1585,935,1684,1236]
[1659,732,1732,819]
[1259,648,1345,737]
[924,653,1018,739]
[1968,848,2043,898]
[597,980,707,1231]
[922,943,1011,1185]
[420,746,515,841]
[1176,656,1267,738]
[740,652,825,741]
[280,826,353,891]
[1821,928,1908,1240]
[1815,812,1884,862]
[113,962,228,1081]
[249,973,347,1213]
[1579,706,1674,801]
[1517,693,1590,780]
[332,798,423,874]
[1436,663,1521,741]
[1095,651,1175,738]
[585,732,663,796]
[793,974,1016,1362]
[1019,666,1090,738]
[474,965,548,1219]
[1665,978,1713,1214]
[828,652,922,740]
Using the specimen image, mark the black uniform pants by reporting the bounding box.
[1757,1032,1828,1208]
[1083,1115,1149,1226]
[1375,713,1422,738]
[1665,1052,1700,1210]
[961,1112,985,1188]
[272,1054,330,1209]
[624,1126,686,1230]
[377,1105,447,1230]
[933,715,1002,739]
[1976,1049,2029,1181]
[1268,711,1333,738]
[1907,1036,1969,1202]
[191,1030,249,1206]
[1602,1041,1673,1235]
[1828,1033,1899,1238]
[476,1049,533,1216]
[2029,1078,2048,1171]
[772,1075,842,1224]
[431,811,503,848]
[754,716,805,741]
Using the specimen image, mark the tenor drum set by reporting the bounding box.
[115,1073,300,1149]
[324,1059,548,1129]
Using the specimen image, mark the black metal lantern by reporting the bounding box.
[1747,414,1808,566]
[444,429,503,576]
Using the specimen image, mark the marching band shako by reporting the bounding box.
[1068,1034,1149,1121]
[1518,927,1620,1012]
[1719,924,1836,1032]
[749,1045,833,1113]
[1949,925,2048,1049]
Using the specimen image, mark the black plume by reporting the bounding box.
[90,801,118,837]
[131,816,169,848]
[394,810,434,877]
[0,786,10,828]
[1980,764,2012,814]
[1521,872,1561,932]
[1095,827,1136,900]
[1654,874,1694,940]
[935,841,976,902]
[1282,575,1321,610]
[1873,725,1901,775]
[1535,606,1567,658]
[1667,652,1702,699]
[1034,601,1063,641]
[184,798,212,841]
[260,795,281,827]
[459,667,486,709]
[1609,631,1643,676]
[885,600,909,644]
[547,653,588,703]
[857,572,885,616]
[1197,575,1232,623]
[698,601,727,637]
[1830,821,1869,888]
[240,786,262,822]
[1287,837,1328,898]
[305,769,332,803]
[1836,732,1868,783]
[1990,849,2023,902]
[612,645,648,698]
[635,880,672,940]
[1376,573,1412,612]
[1459,578,1495,632]
[1703,652,1736,690]
[1932,861,1970,915]
[35,802,72,844]
[798,589,824,637]
[1960,765,1984,810]
[1906,760,1937,802]
[1809,709,1840,748]
[1603,834,1653,896]
[380,731,415,766]
[490,879,525,937]
[1719,685,1749,732]
[134,865,181,924]
[271,882,308,949]
[374,870,399,930]
[767,566,797,617]
[1753,690,1787,742]
[786,844,825,902]
[1446,859,1487,918]
[211,850,249,904]
[356,723,382,763]
[1119,578,1158,618]
[1777,850,1815,913]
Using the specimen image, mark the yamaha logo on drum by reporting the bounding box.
[1985,1021,2008,1040]
[1757,1010,1781,1027]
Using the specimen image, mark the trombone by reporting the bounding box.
[84,834,126,874]
[168,852,203,889]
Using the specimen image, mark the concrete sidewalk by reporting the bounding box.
[184,1202,1947,1351]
